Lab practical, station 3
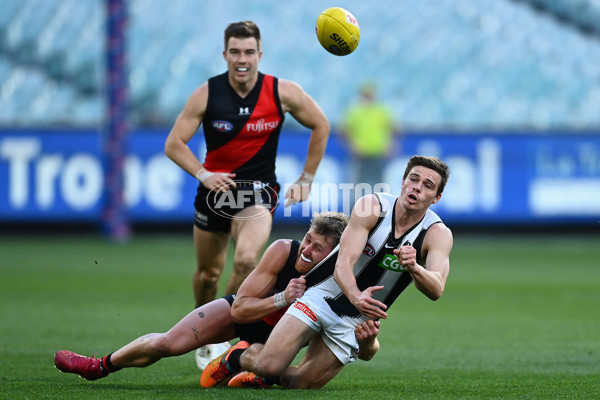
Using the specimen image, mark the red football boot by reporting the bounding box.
[54,350,109,381]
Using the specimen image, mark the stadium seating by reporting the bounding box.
[0,0,599,129]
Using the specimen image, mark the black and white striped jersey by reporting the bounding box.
[304,192,443,318]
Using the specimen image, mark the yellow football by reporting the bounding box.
[315,7,360,56]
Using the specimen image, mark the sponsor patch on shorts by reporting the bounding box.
[194,211,209,227]
[294,301,317,322]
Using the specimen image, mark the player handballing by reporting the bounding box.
[201,155,453,389]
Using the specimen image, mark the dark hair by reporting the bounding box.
[224,21,261,50]
[309,211,349,246]
[403,155,451,196]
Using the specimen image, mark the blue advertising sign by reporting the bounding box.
[1,129,599,226]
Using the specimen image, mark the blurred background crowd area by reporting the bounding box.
[1,0,599,131]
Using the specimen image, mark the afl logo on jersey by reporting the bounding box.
[212,120,233,132]
[363,243,375,257]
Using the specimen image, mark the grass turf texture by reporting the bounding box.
[1,231,598,399]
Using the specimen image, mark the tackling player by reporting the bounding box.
[54,212,378,382]
[201,156,452,389]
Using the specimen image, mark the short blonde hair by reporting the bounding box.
[309,211,349,246]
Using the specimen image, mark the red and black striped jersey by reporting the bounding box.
[202,72,285,183]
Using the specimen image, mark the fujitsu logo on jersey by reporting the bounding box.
[246,118,280,134]
[211,120,233,132]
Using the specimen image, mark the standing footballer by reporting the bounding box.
[163,20,330,368]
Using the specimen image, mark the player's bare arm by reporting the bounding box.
[164,83,207,175]
[279,79,330,205]
[335,195,388,320]
[164,83,236,192]
[231,239,294,324]
[395,222,453,300]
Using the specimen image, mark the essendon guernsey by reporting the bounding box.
[202,72,285,183]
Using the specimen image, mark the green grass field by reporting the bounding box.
[1,229,599,399]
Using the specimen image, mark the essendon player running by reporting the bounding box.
[164,21,330,369]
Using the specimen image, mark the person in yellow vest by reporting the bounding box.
[342,82,399,191]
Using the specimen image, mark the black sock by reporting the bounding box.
[226,349,245,372]
[264,376,280,386]
[101,353,122,373]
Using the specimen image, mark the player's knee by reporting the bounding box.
[232,253,257,276]
[196,267,222,285]
[239,343,263,370]
[148,334,175,357]
[253,356,285,378]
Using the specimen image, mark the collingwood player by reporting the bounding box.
[202,155,452,389]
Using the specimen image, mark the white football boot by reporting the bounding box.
[195,341,231,371]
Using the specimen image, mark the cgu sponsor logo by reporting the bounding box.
[212,120,233,132]
[246,118,280,134]
[294,302,317,322]
[378,254,406,272]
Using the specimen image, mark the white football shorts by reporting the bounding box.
[286,286,369,365]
